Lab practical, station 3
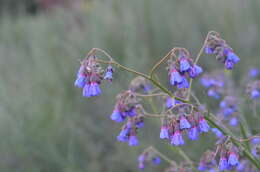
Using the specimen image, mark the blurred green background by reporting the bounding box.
[0,0,260,171]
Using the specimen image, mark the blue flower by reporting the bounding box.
[207,89,220,99]
[199,117,210,132]
[170,69,183,85]
[104,65,113,81]
[152,157,161,165]
[228,152,239,166]
[84,82,101,97]
[249,68,259,78]
[177,77,189,89]
[251,89,260,99]
[189,65,203,78]
[212,128,223,138]
[128,135,139,146]
[117,128,129,142]
[219,157,228,171]
[138,163,145,169]
[110,109,125,122]
[125,108,137,117]
[225,60,234,70]
[223,107,235,116]
[136,121,144,128]
[83,84,91,97]
[200,77,213,88]
[229,117,238,127]
[160,126,169,139]
[74,75,86,88]
[180,58,191,72]
[171,131,185,146]
[104,71,113,80]
[251,138,260,144]
[227,51,240,64]
[179,116,191,129]
[205,46,214,54]
[188,126,199,140]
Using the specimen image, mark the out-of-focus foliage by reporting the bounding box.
[0,0,260,171]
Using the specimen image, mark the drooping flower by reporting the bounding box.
[177,77,189,89]
[228,152,239,166]
[207,89,221,99]
[188,126,199,140]
[248,68,260,78]
[204,46,214,54]
[171,131,185,146]
[128,134,139,146]
[189,64,203,78]
[169,69,183,86]
[229,117,238,127]
[117,128,130,142]
[152,157,161,165]
[160,126,169,139]
[251,89,260,99]
[110,109,125,122]
[104,65,114,81]
[179,57,191,72]
[224,50,240,70]
[88,82,102,96]
[199,117,210,132]
[179,115,191,129]
[74,75,86,88]
[219,156,229,171]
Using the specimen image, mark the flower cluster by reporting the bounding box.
[168,49,203,89]
[74,54,114,97]
[200,72,226,99]
[204,32,240,70]
[138,150,161,169]
[197,150,217,171]
[248,68,260,78]
[218,96,239,127]
[218,148,239,171]
[110,90,144,146]
[160,109,210,146]
[246,80,260,99]
[199,143,240,171]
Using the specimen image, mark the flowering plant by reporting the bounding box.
[75,31,260,171]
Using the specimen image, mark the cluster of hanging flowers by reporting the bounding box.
[160,107,210,146]
[74,53,114,97]
[198,140,240,171]
[204,32,240,70]
[246,80,260,99]
[137,149,161,169]
[110,90,144,146]
[200,71,226,99]
[168,48,203,89]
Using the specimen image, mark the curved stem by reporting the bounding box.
[187,31,211,100]
[149,49,173,77]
